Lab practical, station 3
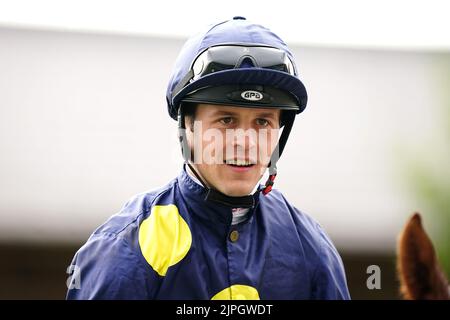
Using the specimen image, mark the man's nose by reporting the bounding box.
[231,127,257,150]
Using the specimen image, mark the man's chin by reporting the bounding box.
[217,185,256,197]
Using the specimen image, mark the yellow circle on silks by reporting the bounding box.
[139,204,192,276]
[211,285,260,300]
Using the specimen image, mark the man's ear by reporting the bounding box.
[185,115,195,132]
[184,116,195,152]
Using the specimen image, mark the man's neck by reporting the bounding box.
[185,164,261,225]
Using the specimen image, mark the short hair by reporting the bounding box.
[181,102,197,118]
[180,102,197,130]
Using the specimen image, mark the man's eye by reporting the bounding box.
[256,118,269,126]
[219,117,234,125]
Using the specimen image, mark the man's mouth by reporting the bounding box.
[224,159,256,167]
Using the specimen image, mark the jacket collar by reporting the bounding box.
[177,165,261,226]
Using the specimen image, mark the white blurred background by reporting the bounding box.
[0,0,449,299]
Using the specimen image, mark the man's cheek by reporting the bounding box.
[257,140,271,165]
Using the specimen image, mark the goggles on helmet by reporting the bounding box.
[189,44,297,83]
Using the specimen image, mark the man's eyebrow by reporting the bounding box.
[210,109,240,116]
[255,112,279,119]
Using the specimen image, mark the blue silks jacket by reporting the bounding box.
[66,166,350,300]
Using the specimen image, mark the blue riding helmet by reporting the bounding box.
[166,16,308,120]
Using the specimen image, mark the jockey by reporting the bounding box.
[66,17,350,300]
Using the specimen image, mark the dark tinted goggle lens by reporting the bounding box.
[191,45,296,81]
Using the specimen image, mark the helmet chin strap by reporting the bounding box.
[177,107,295,208]
[261,113,295,195]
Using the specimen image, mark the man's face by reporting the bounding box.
[186,104,281,197]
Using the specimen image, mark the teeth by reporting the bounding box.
[226,159,253,166]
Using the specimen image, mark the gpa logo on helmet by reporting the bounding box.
[241,90,263,101]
